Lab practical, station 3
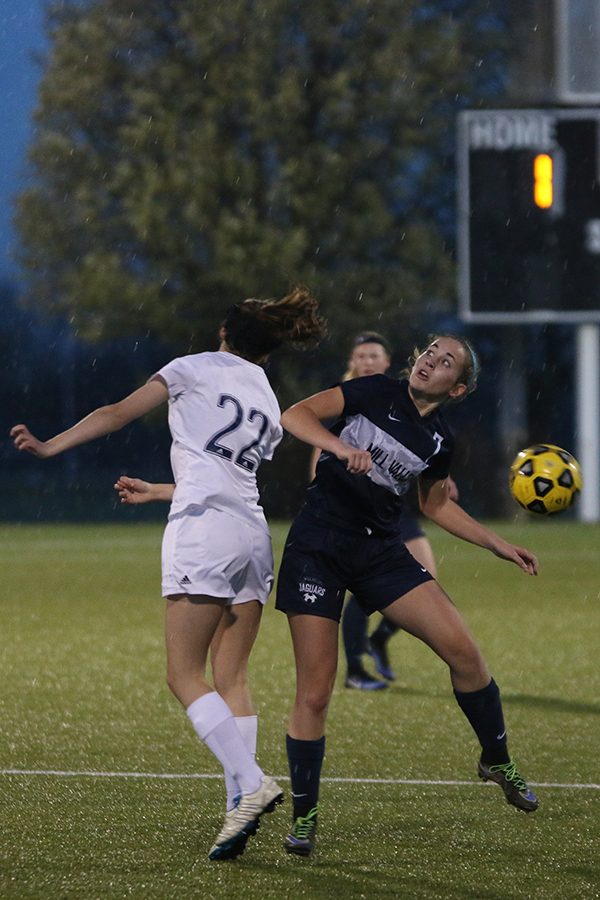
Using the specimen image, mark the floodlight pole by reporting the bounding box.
[575,323,600,521]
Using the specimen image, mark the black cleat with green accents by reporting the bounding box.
[284,805,318,857]
[478,758,539,812]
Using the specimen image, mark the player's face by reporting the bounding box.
[349,343,391,377]
[409,337,468,401]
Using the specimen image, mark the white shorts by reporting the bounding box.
[161,508,274,604]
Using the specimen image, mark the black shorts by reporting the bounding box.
[275,512,434,622]
[397,508,425,543]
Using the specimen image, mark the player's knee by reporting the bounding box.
[298,676,336,717]
[303,692,331,718]
[165,663,199,701]
[447,638,487,680]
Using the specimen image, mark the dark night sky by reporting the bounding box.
[0,0,45,278]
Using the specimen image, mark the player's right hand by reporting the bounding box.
[10,424,52,458]
[114,476,154,504]
[334,442,372,475]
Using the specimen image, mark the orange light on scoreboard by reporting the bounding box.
[534,153,553,208]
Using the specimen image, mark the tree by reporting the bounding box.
[16,0,509,376]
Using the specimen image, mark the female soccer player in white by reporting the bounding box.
[11,287,326,861]
[276,334,539,857]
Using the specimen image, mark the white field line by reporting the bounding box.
[0,769,598,790]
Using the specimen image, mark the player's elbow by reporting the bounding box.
[103,402,132,431]
[420,502,435,521]
[280,406,301,433]
[420,497,445,521]
[418,491,433,517]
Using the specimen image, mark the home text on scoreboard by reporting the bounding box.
[457,108,600,323]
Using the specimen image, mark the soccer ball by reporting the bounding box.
[509,444,582,515]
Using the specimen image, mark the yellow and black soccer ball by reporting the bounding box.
[509,444,582,515]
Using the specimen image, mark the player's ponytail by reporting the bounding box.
[222,286,326,361]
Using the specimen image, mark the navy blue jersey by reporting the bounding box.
[305,376,454,535]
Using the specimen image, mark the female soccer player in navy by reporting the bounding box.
[276,334,539,857]
[344,337,461,684]
[315,331,455,691]
[11,287,326,862]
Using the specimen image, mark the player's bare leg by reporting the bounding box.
[369,535,438,681]
[211,600,263,716]
[165,597,283,860]
[287,613,339,740]
[165,596,223,706]
[211,601,263,811]
[383,582,538,812]
[380,581,489,692]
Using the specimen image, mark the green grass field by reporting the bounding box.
[1,520,599,899]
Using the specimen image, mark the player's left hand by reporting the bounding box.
[10,424,52,458]
[114,476,154,504]
[493,541,538,575]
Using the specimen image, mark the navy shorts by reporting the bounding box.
[397,508,425,543]
[275,512,434,622]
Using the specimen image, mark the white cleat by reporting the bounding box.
[208,776,284,861]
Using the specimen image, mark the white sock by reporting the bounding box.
[186,693,262,795]
[225,715,259,811]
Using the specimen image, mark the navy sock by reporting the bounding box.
[454,678,510,766]
[342,595,369,674]
[286,734,325,819]
[371,617,401,644]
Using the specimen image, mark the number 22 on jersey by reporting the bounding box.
[204,394,269,472]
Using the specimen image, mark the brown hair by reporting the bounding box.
[406,333,480,400]
[222,286,326,361]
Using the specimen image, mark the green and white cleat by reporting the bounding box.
[478,758,539,812]
[284,805,318,857]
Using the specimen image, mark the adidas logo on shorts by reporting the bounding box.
[179,575,192,586]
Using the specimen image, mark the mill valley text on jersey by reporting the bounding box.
[305,375,454,536]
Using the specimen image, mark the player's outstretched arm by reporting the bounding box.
[11,379,168,459]
[114,477,175,505]
[419,477,538,576]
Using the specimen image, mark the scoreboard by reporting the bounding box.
[457,108,600,323]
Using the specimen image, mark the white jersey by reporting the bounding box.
[156,351,283,530]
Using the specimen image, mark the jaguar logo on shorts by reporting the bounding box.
[299,581,325,604]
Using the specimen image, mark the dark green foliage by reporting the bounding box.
[16,0,509,373]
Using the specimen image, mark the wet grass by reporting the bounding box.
[0,520,599,898]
